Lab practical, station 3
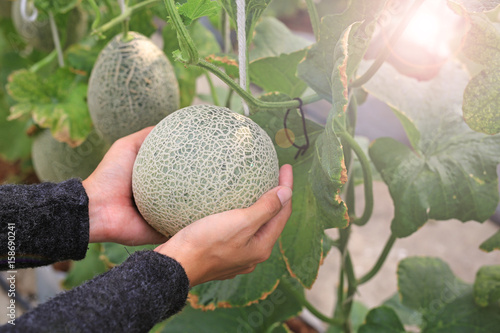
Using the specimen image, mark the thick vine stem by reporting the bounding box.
[305,0,320,41]
[357,234,397,285]
[197,59,321,112]
[163,0,199,64]
[29,50,57,73]
[91,0,158,36]
[88,0,102,31]
[336,128,373,226]
[48,11,64,67]
[350,0,427,88]
[280,277,343,327]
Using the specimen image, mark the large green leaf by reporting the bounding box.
[178,0,220,26]
[218,0,272,44]
[474,265,500,307]
[310,111,348,229]
[463,68,500,134]
[382,293,423,327]
[249,17,311,61]
[449,8,500,134]
[398,257,500,331]
[7,68,92,147]
[189,243,287,309]
[251,106,330,288]
[0,92,32,161]
[358,306,406,333]
[398,257,470,314]
[448,0,500,12]
[249,50,308,98]
[162,280,302,332]
[297,0,388,101]
[422,291,500,333]
[480,229,500,252]
[364,61,500,237]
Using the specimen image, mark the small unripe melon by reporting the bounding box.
[132,105,279,236]
[32,130,109,182]
[87,32,180,143]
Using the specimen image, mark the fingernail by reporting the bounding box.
[277,187,292,206]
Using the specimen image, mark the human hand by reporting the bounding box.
[83,127,168,246]
[155,164,293,287]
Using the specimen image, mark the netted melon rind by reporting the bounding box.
[87,32,180,143]
[32,129,109,182]
[132,105,280,236]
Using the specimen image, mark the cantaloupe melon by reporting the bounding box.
[132,105,279,236]
[32,129,109,182]
[87,32,180,143]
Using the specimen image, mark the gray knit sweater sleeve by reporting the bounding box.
[0,179,190,332]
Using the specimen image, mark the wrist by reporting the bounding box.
[82,177,108,243]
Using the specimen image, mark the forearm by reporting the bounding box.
[1,251,190,332]
[0,179,89,270]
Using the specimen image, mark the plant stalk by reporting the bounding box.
[280,277,343,327]
[48,11,64,67]
[205,72,220,106]
[350,0,427,88]
[163,0,199,64]
[88,0,102,31]
[357,234,397,285]
[92,0,158,36]
[305,0,320,41]
[197,59,321,112]
[336,129,373,226]
[29,50,57,73]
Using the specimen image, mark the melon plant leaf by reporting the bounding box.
[7,68,92,147]
[297,0,388,101]
[310,111,349,229]
[249,50,308,98]
[463,68,500,134]
[480,229,500,252]
[448,0,500,12]
[473,265,500,306]
[189,243,287,308]
[205,54,240,78]
[364,61,500,237]
[62,244,107,289]
[178,0,220,26]
[357,306,406,333]
[327,301,369,333]
[422,291,500,333]
[218,0,272,44]
[249,17,312,61]
[251,106,330,288]
[448,8,500,134]
[162,280,302,332]
[397,257,470,314]
[382,293,423,327]
[0,90,32,162]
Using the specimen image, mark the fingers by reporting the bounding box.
[123,126,154,153]
[279,164,293,189]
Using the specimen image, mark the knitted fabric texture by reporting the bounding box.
[0,179,89,269]
[3,251,189,333]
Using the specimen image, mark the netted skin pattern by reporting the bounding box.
[87,31,179,143]
[132,105,280,236]
[32,130,109,182]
